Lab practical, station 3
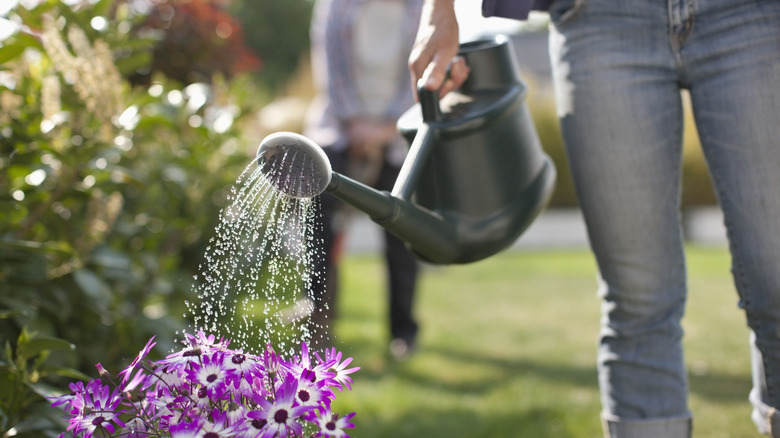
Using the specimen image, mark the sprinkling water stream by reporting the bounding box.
[184,147,330,357]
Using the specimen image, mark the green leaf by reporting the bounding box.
[3,342,14,371]
[5,404,62,435]
[115,51,152,76]
[72,269,112,310]
[0,309,24,319]
[17,337,74,362]
[0,240,73,256]
[39,365,89,382]
[26,381,68,399]
[0,406,8,435]
[92,0,114,17]
[0,41,28,65]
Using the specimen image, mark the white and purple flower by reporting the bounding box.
[50,331,359,438]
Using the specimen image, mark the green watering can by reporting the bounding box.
[256,35,556,264]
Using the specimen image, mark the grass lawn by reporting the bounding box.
[326,246,759,437]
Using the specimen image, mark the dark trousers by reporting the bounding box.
[310,148,419,343]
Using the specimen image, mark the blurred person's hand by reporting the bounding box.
[346,118,396,161]
[408,0,469,99]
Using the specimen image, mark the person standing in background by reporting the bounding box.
[409,0,780,436]
[305,0,424,360]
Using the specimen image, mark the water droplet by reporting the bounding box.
[184,159,329,354]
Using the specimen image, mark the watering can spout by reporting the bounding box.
[256,35,556,264]
[255,132,460,262]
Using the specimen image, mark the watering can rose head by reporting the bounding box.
[256,132,333,199]
[50,331,359,438]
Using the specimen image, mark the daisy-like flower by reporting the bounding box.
[168,419,202,438]
[294,368,334,410]
[224,350,264,394]
[283,342,336,387]
[186,351,234,401]
[247,373,314,438]
[52,333,359,438]
[117,336,156,385]
[60,379,126,438]
[156,344,203,377]
[186,330,231,352]
[262,343,281,377]
[316,348,360,392]
[123,418,149,438]
[312,411,356,438]
[169,407,247,438]
[203,407,251,437]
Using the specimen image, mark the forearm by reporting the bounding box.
[408,0,466,97]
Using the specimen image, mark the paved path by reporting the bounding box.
[342,207,728,254]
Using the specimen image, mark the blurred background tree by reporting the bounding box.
[128,0,262,85]
[228,0,314,92]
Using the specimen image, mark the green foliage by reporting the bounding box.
[229,0,314,92]
[130,0,261,86]
[0,328,87,438]
[0,0,265,434]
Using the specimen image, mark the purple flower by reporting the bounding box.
[317,348,360,392]
[247,373,314,438]
[312,411,356,438]
[51,333,358,438]
[284,343,336,387]
[57,379,126,438]
[293,369,334,410]
[117,336,156,385]
[224,350,264,395]
[189,331,230,350]
[185,351,235,401]
[156,344,203,377]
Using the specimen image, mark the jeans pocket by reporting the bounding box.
[548,0,587,28]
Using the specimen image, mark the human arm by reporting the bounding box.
[408,0,541,98]
[407,0,468,98]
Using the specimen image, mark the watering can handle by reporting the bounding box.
[391,83,444,200]
[417,83,442,123]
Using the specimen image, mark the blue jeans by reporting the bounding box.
[548,0,780,436]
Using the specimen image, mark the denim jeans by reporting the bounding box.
[547,0,780,436]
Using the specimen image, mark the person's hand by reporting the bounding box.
[408,0,470,99]
[346,118,396,161]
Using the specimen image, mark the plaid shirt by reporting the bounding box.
[305,0,423,152]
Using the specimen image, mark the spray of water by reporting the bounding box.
[184,147,330,356]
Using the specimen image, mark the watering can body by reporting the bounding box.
[327,35,556,264]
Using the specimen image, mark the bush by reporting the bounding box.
[228,0,314,92]
[0,1,264,435]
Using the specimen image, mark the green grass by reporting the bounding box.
[326,246,759,437]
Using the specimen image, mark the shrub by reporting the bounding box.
[0,1,263,435]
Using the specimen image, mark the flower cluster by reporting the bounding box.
[51,332,359,438]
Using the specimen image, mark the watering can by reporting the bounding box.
[256,35,556,264]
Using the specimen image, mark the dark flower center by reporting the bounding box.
[232,354,246,364]
[197,387,208,398]
[204,433,219,438]
[274,409,289,424]
[207,373,218,383]
[298,389,310,402]
[91,416,105,426]
[252,418,267,429]
[183,347,201,357]
[326,421,337,431]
